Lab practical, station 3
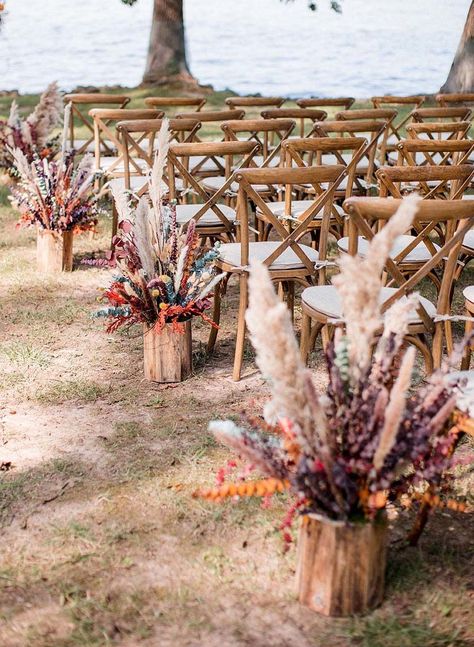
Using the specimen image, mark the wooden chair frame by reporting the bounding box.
[301,198,474,370]
[336,109,397,162]
[297,97,355,111]
[396,139,474,169]
[376,164,474,202]
[406,121,472,142]
[371,95,425,158]
[261,108,327,138]
[411,107,472,123]
[167,140,261,238]
[64,93,130,155]
[210,165,344,380]
[436,93,474,108]
[144,96,207,112]
[225,96,285,110]
[221,118,296,168]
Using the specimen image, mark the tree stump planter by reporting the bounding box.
[296,513,388,617]
[37,228,74,273]
[143,320,192,383]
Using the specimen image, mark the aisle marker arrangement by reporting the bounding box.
[195,197,467,615]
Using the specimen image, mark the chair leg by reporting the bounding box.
[321,324,332,352]
[461,314,473,371]
[300,312,312,363]
[207,274,223,354]
[430,325,443,372]
[233,273,248,381]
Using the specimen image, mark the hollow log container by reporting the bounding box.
[296,513,388,616]
[37,228,74,273]
[143,321,192,383]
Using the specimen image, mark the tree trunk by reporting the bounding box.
[440,1,474,93]
[142,0,195,85]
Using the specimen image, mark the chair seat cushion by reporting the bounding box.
[108,175,149,193]
[99,156,149,173]
[175,203,236,226]
[463,285,474,305]
[219,241,319,269]
[68,138,116,153]
[301,285,436,322]
[202,176,273,194]
[189,155,225,172]
[256,199,344,220]
[337,234,441,263]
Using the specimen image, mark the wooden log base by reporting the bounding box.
[37,229,74,273]
[143,321,192,383]
[296,514,387,617]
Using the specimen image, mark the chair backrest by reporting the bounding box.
[261,108,327,137]
[371,95,425,153]
[176,109,245,142]
[376,164,474,201]
[342,196,474,323]
[406,121,472,141]
[167,141,261,232]
[234,165,345,271]
[90,108,163,173]
[411,107,472,123]
[144,96,207,113]
[336,109,397,161]
[225,96,285,110]
[296,97,355,112]
[396,139,474,168]
[220,118,295,167]
[309,119,389,185]
[436,93,474,108]
[116,118,201,191]
[63,93,130,154]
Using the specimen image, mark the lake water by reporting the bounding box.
[0,0,470,97]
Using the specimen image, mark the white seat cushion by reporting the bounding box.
[175,203,236,226]
[320,152,379,173]
[463,229,474,251]
[337,234,441,263]
[219,241,319,269]
[247,155,281,168]
[463,285,474,304]
[98,156,149,173]
[68,138,116,153]
[301,285,436,322]
[202,176,273,194]
[189,155,225,172]
[446,370,474,416]
[108,175,148,193]
[256,199,343,220]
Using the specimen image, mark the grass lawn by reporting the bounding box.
[0,86,473,647]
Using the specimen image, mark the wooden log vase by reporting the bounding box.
[37,228,74,273]
[143,320,192,383]
[296,513,388,616]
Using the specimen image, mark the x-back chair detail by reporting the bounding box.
[63,93,131,155]
[406,121,472,142]
[301,198,474,372]
[208,165,344,380]
[335,108,397,163]
[411,107,473,125]
[167,140,261,242]
[90,108,163,178]
[261,108,327,138]
[225,96,285,110]
[436,93,474,108]
[371,95,425,160]
[221,118,296,168]
[395,139,474,169]
[376,164,474,202]
[144,96,207,113]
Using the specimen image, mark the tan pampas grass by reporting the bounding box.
[148,118,170,249]
[133,197,155,279]
[373,346,416,470]
[27,81,63,148]
[333,195,420,376]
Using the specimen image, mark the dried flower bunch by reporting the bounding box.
[95,119,222,333]
[9,148,100,233]
[0,82,63,173]
[196,197,465,529]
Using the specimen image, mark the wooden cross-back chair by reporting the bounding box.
[225,96,285,112]
[395,139,474,169]
[221,118,295,168]
[260,108,327,138]
[63,93,130,155]
[300,197,474,372]
[144,96,207,114]
[376,164,474,202]
[167,140,261,243]
[309,119,389,190]
[296,97,355,114]
[90,108,163,178]
[371,95,425,161]
[336,109,397,163]
[411,107,472,125]
[208,165,344,380]
[406,121,472,142]
[436,93,474,108]
[256,136,367,248]
[174,109,245,176]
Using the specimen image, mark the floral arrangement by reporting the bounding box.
[195,197,467,543]
[0,82,63,173]
[95,120,222,333]
[9,148,100,233]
